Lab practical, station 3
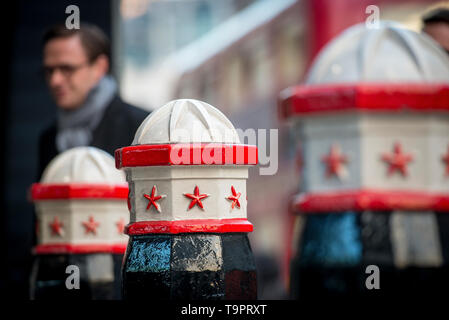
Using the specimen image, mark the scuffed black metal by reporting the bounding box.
[122,233,257,300]
[30,253,123,300]
[290,210,449,300]
[360,211,394,265]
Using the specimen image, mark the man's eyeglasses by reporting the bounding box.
[42,62,90,79]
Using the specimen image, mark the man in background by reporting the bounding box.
[422,5,449,54]
[39,23,148,177]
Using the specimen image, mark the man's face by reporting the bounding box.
[43,35,105,110]
[423,22,449,54]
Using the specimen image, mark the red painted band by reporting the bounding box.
[30,183,129,200]
[115,143,258,169]
[279,83,449,119]
[33,243,127,255]
[125,218,253,235]
[292,189,449,213]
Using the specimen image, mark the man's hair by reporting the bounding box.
[42,23,110,63]
[423,6,449,25]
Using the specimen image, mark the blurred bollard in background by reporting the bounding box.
[279,22,449,300]
[29,147,129,299]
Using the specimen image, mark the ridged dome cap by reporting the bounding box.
[41,147,125,184]
[132,99,241,145]
[306,21,449,84]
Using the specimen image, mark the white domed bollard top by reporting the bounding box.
[115,99,258,234]
[280,22,449,119]
[30,147,129,254]
[39,146,126,184]
[305,21,449,84]
[132,99,240,144]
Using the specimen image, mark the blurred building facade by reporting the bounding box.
[118,0,256,109]
[120,0,255,68]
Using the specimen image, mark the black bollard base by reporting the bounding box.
[30,253,123,300]
[122,233,257,300]
[290,211,449,300]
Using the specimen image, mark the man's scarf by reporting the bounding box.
[56,75,117,152]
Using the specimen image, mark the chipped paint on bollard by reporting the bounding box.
[123,234,256,299]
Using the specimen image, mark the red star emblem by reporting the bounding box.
[116,217,125,234]
[321,144,348,179]
[49,216,64,237]
[442,145,449,177]
[184,186,209,210]
[143,185,166,213]
[381,142,413,177]
[82,216,100,235]
[227,186,241,210]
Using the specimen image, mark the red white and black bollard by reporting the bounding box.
[115,99,258,300]
[279,22,449,300]
[29,147,129,299]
